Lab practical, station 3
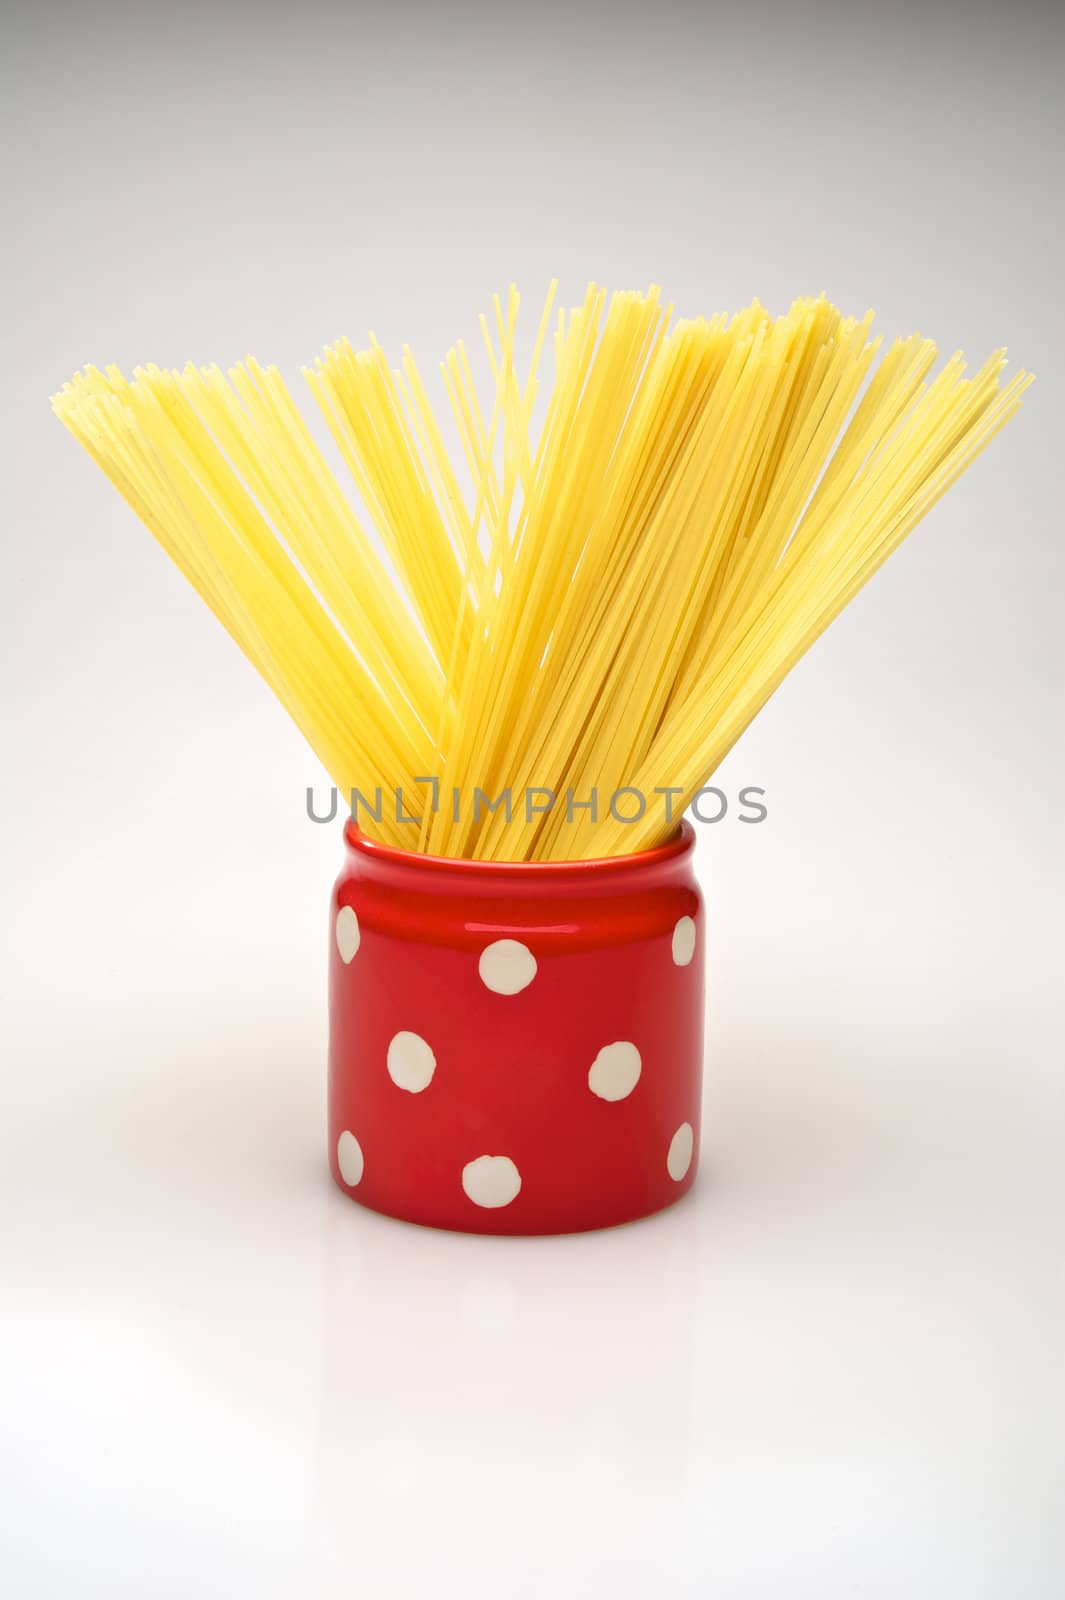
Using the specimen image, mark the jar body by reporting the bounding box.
[328,822,705,1235]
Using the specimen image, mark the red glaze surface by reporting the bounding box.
[328,822,705,1234]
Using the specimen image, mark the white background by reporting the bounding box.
[3,1,1063,1595]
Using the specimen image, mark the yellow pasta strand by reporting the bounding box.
[51,287,1031,860]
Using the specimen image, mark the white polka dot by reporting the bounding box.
[479,938,537,995]
[667,1122,694,1182]
[335,905,361,963]
[588,1040,642,1102]
[386,1030,436,1093]
[461,1154,522,1209]
[337,1130,364,1187]
[672,915,696,967]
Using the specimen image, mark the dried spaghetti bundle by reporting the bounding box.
[52,286,1030,859]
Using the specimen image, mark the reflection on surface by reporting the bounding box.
[316,1194,701,1582]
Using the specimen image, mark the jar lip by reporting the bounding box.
[343,818,695,878]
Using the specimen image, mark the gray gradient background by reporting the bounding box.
[2,1,1063,1596]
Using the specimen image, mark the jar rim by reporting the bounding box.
[343,818,695,880]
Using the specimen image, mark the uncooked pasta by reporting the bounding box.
[52,285,1030,859]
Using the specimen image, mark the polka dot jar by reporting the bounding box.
[329,820,704,1234]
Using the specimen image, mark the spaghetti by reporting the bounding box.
[52,287,1031,859]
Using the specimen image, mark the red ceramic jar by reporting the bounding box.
[328,821,705,1234]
